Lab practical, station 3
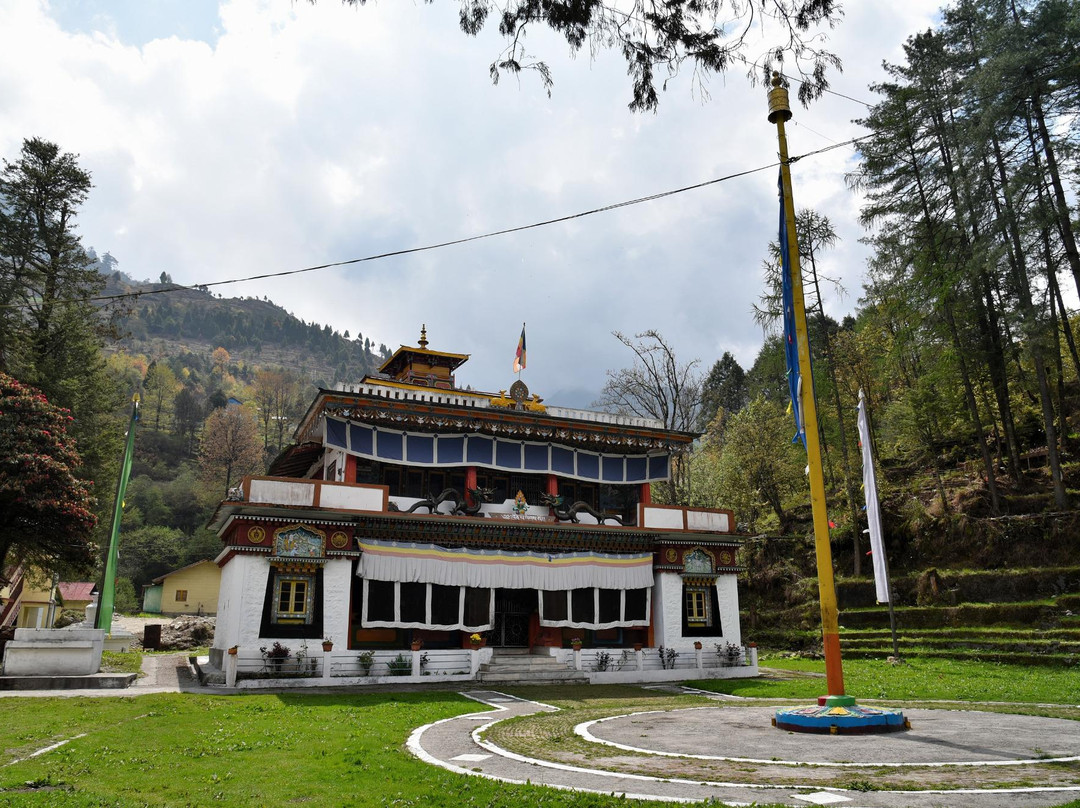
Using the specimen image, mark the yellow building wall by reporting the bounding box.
[14,580,54,628]
[161,563,221,615]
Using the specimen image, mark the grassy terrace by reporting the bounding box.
[1,657,1078,807]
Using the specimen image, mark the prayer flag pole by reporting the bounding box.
[96,393,139,632]
[769,73,907,733]
[769,72,846,701]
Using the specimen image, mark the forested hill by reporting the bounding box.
[100,265,389,388]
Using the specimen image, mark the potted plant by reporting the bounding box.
[410,638,423,652]
[357,650,375,676]
[322,637,334,652]
[260,641,290,672]
[570,637,582,650]
[469,633,483,650]
[693,641,703,650]
[227,645,239,656]
[387,653,411,676]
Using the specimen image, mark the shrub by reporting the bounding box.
[386,653,411,676]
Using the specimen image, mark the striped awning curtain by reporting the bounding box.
[357,540,654,590]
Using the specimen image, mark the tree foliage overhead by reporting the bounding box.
[337,0,842,111]
[0,372,98,575]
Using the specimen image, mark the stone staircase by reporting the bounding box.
[477,648,588,685]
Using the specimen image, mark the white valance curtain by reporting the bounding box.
[357,540,654,590]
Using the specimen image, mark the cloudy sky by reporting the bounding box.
[0,0,941,406]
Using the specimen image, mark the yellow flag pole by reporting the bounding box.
[768,72,846,701]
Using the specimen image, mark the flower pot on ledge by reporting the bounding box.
[322,642,333,652]
[633,643,643,652]
[411,640,423,652]
[693,641,703,650]
[227,646,238,656]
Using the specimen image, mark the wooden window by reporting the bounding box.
[273,574,315,624]
[175,589,188,602]
[685,588,709,625]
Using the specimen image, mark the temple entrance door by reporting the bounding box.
[491,588,535,647]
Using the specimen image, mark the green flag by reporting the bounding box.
[96,394,139,632]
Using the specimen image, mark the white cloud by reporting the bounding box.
[0,0,941,402]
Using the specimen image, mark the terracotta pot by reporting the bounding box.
[411,640,423,651]
[693,641,703,650]
[227,647,238,656]
[322,642,333,652]
[633,643,643,652]
[470,642,481,650]
[748,642,757,648]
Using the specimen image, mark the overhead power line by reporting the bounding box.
[4,136,866,312]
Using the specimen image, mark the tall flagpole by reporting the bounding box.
[96,393,139,633]
[769,72,846,701]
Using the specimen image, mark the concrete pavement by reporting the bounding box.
[408,689,1080,807]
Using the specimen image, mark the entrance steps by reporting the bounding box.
[477,648,587,685]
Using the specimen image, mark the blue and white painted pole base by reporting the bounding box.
[774,696,909,734]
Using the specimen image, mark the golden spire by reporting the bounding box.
[418,324,428,349]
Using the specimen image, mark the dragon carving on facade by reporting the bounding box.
[387,486,494,516]
[538,492,636,526]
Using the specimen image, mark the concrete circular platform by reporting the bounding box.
[577,705,1080,766]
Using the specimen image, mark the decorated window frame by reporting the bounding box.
[273,572,316,624]
[259,524,327,639]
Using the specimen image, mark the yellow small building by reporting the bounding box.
[152,560,221,616]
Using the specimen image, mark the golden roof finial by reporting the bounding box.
[418,324,428,349]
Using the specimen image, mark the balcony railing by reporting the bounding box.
[236,477,732,534]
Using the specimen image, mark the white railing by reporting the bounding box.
[544,406,664,429]
[330,649,471,678]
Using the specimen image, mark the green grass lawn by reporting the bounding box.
[696,655,1080,703]
[0,692,665,807]
[2,657,1078,807]
[98,651,143,675]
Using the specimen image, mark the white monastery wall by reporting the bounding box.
[641,506,684,530]
[652,570,678,648]
[654,570,741,649]
[248,479,314,507]
[214,555,269,650]
[717,574,741,646]
[321,559,352,646]
[320,484,383,511]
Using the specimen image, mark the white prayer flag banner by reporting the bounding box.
[857,389,889,603]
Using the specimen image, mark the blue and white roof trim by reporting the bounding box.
[324,416,670,484]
